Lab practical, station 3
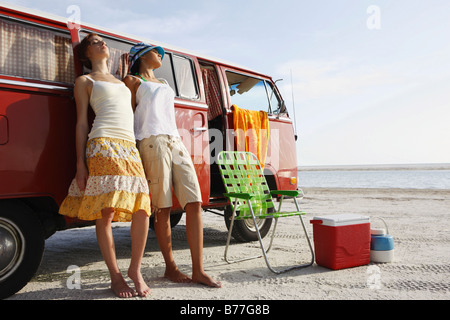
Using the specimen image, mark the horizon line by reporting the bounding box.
[298,163,450,171]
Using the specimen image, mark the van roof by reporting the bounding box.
[0,1,265,77]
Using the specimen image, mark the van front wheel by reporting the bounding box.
[224,205,273,243]
[0,200,45,299]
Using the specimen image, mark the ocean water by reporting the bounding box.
[297,169,450,190]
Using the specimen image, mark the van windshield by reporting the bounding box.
[226,71,282,114]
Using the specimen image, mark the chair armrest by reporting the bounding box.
[270,190,300,197]
[224,192,254,200]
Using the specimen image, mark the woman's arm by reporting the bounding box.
[73,76,91,191]
[123,75,139,112]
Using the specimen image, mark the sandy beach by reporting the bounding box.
[5,188,450,302]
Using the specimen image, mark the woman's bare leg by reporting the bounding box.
[128,209,151,297]
[185,202,222,288]
[154,208,191,283]
[96,208,136,298]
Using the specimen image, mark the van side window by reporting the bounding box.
[0,18,74,84]
[172,55,198,100]
[153,53,176,91]
[78,32,198,100]
[226,71,270,113]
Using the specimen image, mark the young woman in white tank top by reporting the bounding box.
[124,42,221,288]
[132,76,179,139]
[59,33,151,298]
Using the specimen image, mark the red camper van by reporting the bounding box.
[0,3,299,298]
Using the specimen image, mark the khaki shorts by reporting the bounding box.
[137,135,202,211]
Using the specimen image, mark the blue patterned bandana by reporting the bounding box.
[129,42,165,71]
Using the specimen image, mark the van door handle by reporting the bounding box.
[190,127,207,132]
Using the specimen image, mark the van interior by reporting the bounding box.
[199,62,226,199]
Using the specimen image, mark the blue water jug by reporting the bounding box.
[370,217,394,263]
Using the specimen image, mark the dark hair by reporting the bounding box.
[77,33,99,70]
[130,58,141,75]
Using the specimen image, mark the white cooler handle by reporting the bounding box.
[371,217,389,234]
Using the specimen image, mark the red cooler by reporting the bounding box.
[311,214,371,270]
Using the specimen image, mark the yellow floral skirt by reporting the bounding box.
[59,137,151,222]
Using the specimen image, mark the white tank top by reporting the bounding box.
[85,76,135,142]
[134,77,179,140]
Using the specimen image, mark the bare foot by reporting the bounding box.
[192,272,222,288]
[110,274,136,298]
[128,270,151,297]
[165,266,192,283]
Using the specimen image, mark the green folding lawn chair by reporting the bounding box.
[217,151,314,274]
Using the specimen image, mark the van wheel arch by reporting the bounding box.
[20,197,64,239]
[264,173,278,191]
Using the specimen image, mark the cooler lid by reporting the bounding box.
[371,228,386,235]
[313,214,370,226]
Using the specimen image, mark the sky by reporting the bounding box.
[3,0,450,166]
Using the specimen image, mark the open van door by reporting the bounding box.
[219,68,278,242]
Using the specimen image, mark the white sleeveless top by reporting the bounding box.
[85,76,136,142]
[134,77,179,140]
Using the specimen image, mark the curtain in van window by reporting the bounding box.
[0,19,74,84]
[108,48,129,80]
[201,68,222,120]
